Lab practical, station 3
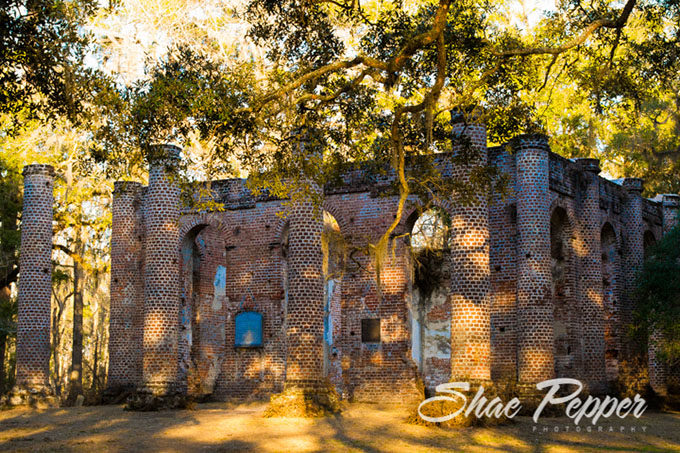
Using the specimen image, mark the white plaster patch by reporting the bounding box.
[213,265,226,310]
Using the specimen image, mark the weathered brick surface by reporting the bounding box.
[488,147,517,381]
[448,120,491,381]
[285,183,325,387]
[574,158,606,391]
[14,165,55,392]
[601,222,621,382]
[621,178,645,358]
[95,133,679,403]
[141,145,182,395]
[514,135,554,383]
[107,181,144,390]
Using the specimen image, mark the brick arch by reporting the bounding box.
[179,212,234,247]
[549,198,575,224]
[600,219,621,246]
[182,224,209,259]
[273,211,290,247]
[322,199,352,235]
[643,229,657,258]
[549,200,580,379]
[600,220,622,381]
[402,200,454,238]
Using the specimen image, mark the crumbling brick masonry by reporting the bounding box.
[13,121,680,403]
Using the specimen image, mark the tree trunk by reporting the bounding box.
[67,234,84,403]
[51,301,65,395]
[0,284,11,393]
[0,331,6,393]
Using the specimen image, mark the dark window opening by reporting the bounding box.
[361,318,381,343]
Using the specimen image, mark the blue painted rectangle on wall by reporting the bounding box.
[235,311,263,348]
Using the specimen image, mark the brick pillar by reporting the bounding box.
[285,184,325,388]
[661,194,680,233]
[107,181,143,392]
[621,178,644,355]
[574,158,606,391]
[514,135,554,384]
[12,164,55,402]
[138,145,183,402]
[15,165,55,389]
[449,115,491,381]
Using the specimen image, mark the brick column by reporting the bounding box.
[107,181,143,392]
[266,130,340,416]
[449,115,491,381]
[574,158,606,391]
[11,164,55,404]
[130,144,184,408]
[514,135,554,384]
[285,184,325,387]
[621,178,644,356]
[661,194,680,233]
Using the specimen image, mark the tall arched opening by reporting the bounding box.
[408,207,451,391]
[601,222,620,381]
[551,207,579,377]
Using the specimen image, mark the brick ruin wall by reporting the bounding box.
[97,131,679,403]
[16,131,678,402]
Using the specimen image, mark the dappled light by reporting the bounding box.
[1,403,679,452]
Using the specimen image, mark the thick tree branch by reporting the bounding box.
[494,0,636,57]
[252,0,452,113]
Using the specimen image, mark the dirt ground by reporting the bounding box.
[0,402,678,452]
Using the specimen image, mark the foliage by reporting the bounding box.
[84,0,680,294]
[0,117,112,397]
[532,0,680,195]
[633,224,680,368]
[0,0,107,131]
[2,0,680,398]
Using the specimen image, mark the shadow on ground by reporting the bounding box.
[0,402,678,452]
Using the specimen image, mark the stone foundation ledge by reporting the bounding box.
[1,385,58,408]
[125,385,188,411]
[264,380,341,418]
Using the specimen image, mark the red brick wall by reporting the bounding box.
[14,165,54,391]
[488,147,517,381]
[323,193,421,403]
[101,137,680,402]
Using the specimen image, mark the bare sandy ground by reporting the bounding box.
[0,402,678,452]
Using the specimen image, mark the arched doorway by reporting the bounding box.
[179,224,226,397]
[551,207,579,377]
[322,211,344,389]
[601,222,620,381]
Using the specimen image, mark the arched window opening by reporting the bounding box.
[408,207,451,391]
